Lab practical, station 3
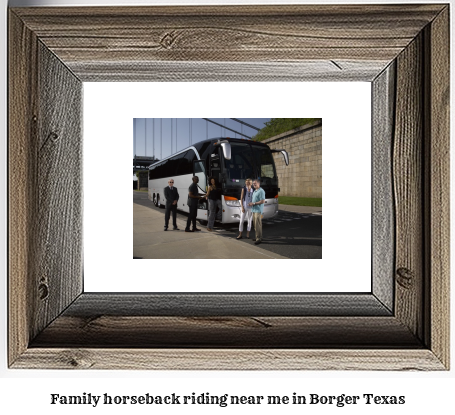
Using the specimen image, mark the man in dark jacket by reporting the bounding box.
[164,178,179,231]
[185,176,203,232]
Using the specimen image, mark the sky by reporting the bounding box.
[133,118,271,160]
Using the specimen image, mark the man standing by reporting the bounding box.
[249,178,265,245]
[185,176,203,232]
[164,179,179,231]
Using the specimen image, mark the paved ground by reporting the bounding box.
[133,190,322,259]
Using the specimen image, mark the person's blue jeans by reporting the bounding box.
[208,199,222,229]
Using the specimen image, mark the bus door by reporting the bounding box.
[193,160,208,210]
[209,150,221,185]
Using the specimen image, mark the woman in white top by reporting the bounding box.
[237,178,254,239]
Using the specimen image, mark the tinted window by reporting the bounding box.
[178,149,196,176]
[166,155,181,176]
[154,162,164,179]
[252,146,277,180]
[223,143,255,187]
[251,145,277,187]
[149,164,160,180]
[196,141,211,160]
[149,149,198,179]
[174,151,187,175]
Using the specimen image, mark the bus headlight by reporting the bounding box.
[224,196,240,207]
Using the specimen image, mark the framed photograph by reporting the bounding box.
[8,4,449,370]
[86,84,368,291]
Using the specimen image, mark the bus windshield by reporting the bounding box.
[223,142,277,188]
[251,144,278,187]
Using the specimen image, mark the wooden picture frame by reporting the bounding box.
[9,4,449,370]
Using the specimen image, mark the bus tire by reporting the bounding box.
[198,219,208,226]
[152,193,157,206]
[156,194,161,208]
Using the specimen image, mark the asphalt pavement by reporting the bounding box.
[133,190,322,259]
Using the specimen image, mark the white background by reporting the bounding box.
[1,0,454,414]
[84,82,371,292]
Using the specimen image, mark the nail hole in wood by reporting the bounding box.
[396,267,414,289]
[49,132,59,142]
[38,282,49,300]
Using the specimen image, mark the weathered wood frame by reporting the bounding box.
[8,5,449,370]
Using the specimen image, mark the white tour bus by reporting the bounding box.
[148,138,289,224]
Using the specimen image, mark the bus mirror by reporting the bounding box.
[281,150,289,166]
[221,142,231,160]
[271,149,289,166]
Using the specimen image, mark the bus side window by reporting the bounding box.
[175,151,188,176]
[181,149,196,176]
[168,155,182,176]
[158,161,166,179]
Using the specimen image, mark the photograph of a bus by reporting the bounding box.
[148,137,289,225]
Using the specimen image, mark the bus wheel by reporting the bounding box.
[156,194,161,208]
[198,219,208,226]
[152,193,157,206]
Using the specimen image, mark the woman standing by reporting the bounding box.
[206,177,222,232]
[237,178,254,239]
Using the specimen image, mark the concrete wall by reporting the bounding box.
[262,122,322,198]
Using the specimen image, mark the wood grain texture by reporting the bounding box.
[31,316,421,348]
[8,11,39,366]
[425,6,450,368]
[11,5,445,82]
[372,63,395,312]
[9,11,84,366]
[393,34,424,340]
[63,293,392,317]
[8,4,450,370]
[33,42,83,338]
[68,61,389,82]
[13,349,445,371]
